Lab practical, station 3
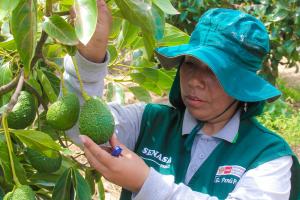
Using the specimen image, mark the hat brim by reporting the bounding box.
[156,45,281,102]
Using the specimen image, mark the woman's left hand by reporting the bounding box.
[80,134,150,193]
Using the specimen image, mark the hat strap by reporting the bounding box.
[203,100,238,123]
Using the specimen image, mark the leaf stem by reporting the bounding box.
[23,81,48,111]
[44,58,67,96]
[2,113,21,187]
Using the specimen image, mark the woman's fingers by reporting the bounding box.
[84,147,107,172]
[80,135,115,167]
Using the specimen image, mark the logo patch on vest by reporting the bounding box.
[140,147,172,169]
[214,165,246,185]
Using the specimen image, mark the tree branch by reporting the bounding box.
[5,69,25,113]
[31,31,48,69]
[53,11,70,16]
[23,81,48,111]
[0,73,20,96]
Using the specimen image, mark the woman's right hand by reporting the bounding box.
[75,0,112,63]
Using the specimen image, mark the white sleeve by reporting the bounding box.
[63,51,109,103]
[227,156,292,200]
[63,52,145,148]
[109,102,146,150]
[133,156,292,200]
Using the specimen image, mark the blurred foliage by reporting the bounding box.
[258,99,300,146]
[277,78,300,102]
[258,79,300,146]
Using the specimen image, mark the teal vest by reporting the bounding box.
[120,104,300,200]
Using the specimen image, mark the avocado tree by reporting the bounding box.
[0,0,189,199]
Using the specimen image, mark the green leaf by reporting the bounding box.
[105,82,125,104]
[158,23,190,46]
[128,86,152,102]
[42,69,61,96]
[37,69,57,103]
[72,168,92,200]
[0,137,13,184]
[139,67,173,90]
[10,129,62,155]
[0,62,13,107]
[130,72,162,95]
[74,0,98,45]
[43,44,65,58]
[11,0,37,77]
[43,15,78,46]
[152,0,179,15]
[30,172,61,187]
[0,0,20,20]
[85,169,95,195]
[0,136,27,185]
[109,17,123,40]
[0,39,17,51]
[271,9,289,22]
[107,45,118,65]
[142,30,155,59]
[115,0,165,40]
[52,168,73,200]
[97,179,105,200]
[27,76,42,97]
[130,66,173,95]
[117,20,140,49]
[283,40,297,56]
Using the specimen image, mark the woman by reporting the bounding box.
[65,1,299,199]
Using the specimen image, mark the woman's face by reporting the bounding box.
[180,56,236,121]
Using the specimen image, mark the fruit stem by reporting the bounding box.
[44,59,67,96]
[2,113,21,187]
[71,56,90,101]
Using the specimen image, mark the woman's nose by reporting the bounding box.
[187,70,206,89]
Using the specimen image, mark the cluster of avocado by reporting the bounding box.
[3,185,35,200]
[7,91,114,178]
[46,93,115,144]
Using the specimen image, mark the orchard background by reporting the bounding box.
[0,0,299,199]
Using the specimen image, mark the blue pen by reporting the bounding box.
[111,146,122,157]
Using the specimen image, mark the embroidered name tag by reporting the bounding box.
[214,165,246,185]
[140,147,172,169]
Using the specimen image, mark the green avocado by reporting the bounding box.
[7,91,37,129]
[3,191,13,200]
[12,185,35,200]
[79,97,115,144]
[26,148,62,173]
[46,93,80,130]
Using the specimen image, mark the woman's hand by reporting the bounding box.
[74,0,112,62]
[80,134,150,193]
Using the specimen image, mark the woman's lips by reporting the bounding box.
[185,96,206,107]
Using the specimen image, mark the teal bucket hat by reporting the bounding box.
[156,8,281,103]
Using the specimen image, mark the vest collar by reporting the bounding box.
[182,109,241,143]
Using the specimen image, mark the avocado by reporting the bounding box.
[25,148,62,173]
[46,93,80,130]
[12,185,35,200]
[79,97,115,144]
[7,91,37,129]
[3,191,13,200]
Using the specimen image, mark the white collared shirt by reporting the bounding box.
[64,52,293,200]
